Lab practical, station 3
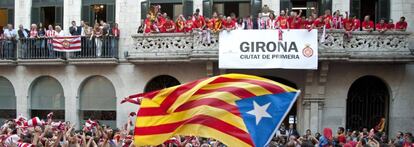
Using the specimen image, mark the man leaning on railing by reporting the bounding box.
[2,24,17,59]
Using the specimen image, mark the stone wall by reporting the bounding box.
[0,63,207,128]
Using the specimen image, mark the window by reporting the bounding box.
[30,76,65,120]
[140,0,192,21]
[0,0,14,26]
[79,76,116,128]
[82,0,115,26]
[0,77,16,123]
[212,0,251,18]
[350,0,390,23]
[144,75,180,93]
[31,0,63,27]
[280,0,331,17]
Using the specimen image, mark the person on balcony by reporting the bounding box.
[236,18,245,30]
[352,15,361,31]
[175,15,186,33]
[110,23,120,57]
[387,19,395,31]
[45,25,56,58]
[343,12,354,38]
[82,22,93,52]
[164,17,176,33]
[3,24,17,59]
[245,15,254,30]
[144,14,152,35]
[212,12,222,33]
[288,10,302,29]
[193,14,206,32]
[362,15,374,32]
[266,13,277,30]
[38,23,46,50]
[92,23,103,57]
[69,21,81,36]
[17,25,29,58]
[185,15,195,33]
[396,16,408,31]
[323,9,333,30]
[312,16,324,30]
[222,17,236,32]
[277,10,289,29]
[376,18,388,33]
[333,10,344,29]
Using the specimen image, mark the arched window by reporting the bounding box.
[346,75,389,131]
[30,76,65,120]
[79,76,116,128]
[0,77,16,122]
[144,75,181,92]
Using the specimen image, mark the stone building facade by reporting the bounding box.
[0,0,414,136]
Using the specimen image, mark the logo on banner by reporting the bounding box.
[302,44,313,58]
[62,40,70,48]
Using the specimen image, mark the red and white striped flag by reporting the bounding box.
[52,36,81,52]
[23,117,45,127]
[83,119,98,132]
[17,142,33,147]
[121,96,142,105]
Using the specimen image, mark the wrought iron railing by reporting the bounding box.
[0,39,17,60]
[19,38,64,59]
[18,36,119,59]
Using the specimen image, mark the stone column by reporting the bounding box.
[193,0,203,14]
[116,0,140,59]
[15,66,29,117]
[64,65,79,128]
[302,62,329,133]
[14,0,32,28]
[63,0,82,31]
[262,0,279,14]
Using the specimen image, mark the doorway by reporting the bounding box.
[213,1,250,18]
[0,9,7,27]
[42,7,56,27]
[82,3,115,26]
[351,0,390,23]
[346,76,389,132]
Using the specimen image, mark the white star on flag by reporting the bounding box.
[247,101,272,125]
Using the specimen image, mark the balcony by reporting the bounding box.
[0,40,17,65]
[129,30,414,63]
[0,36,119,66]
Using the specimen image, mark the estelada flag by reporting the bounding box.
[52,36,81,52]
[129,74,300,147]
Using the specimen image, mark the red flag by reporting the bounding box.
[52,36,81,52]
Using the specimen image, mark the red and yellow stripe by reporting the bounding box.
[133,74,297,147]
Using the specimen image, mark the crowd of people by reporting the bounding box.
[0,20,120,59]
[138,5,408,36]
[1,113,413,147]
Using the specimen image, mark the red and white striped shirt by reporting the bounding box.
[46,30,56,43]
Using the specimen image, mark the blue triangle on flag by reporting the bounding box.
[235,91,299,147]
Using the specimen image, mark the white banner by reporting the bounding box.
[219,30,318,69]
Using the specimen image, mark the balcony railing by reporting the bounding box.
[129,30,414,62]
[0,39,17,60]
[17,36,119,60]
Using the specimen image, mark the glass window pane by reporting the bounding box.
[31,76,65,110]
[80,76,116,111]
[0,77,16,109]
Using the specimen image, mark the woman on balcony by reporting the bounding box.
[175,15,185,33]
[45,25,56,58]
[92,23,103,57]
[38,23,46,52]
